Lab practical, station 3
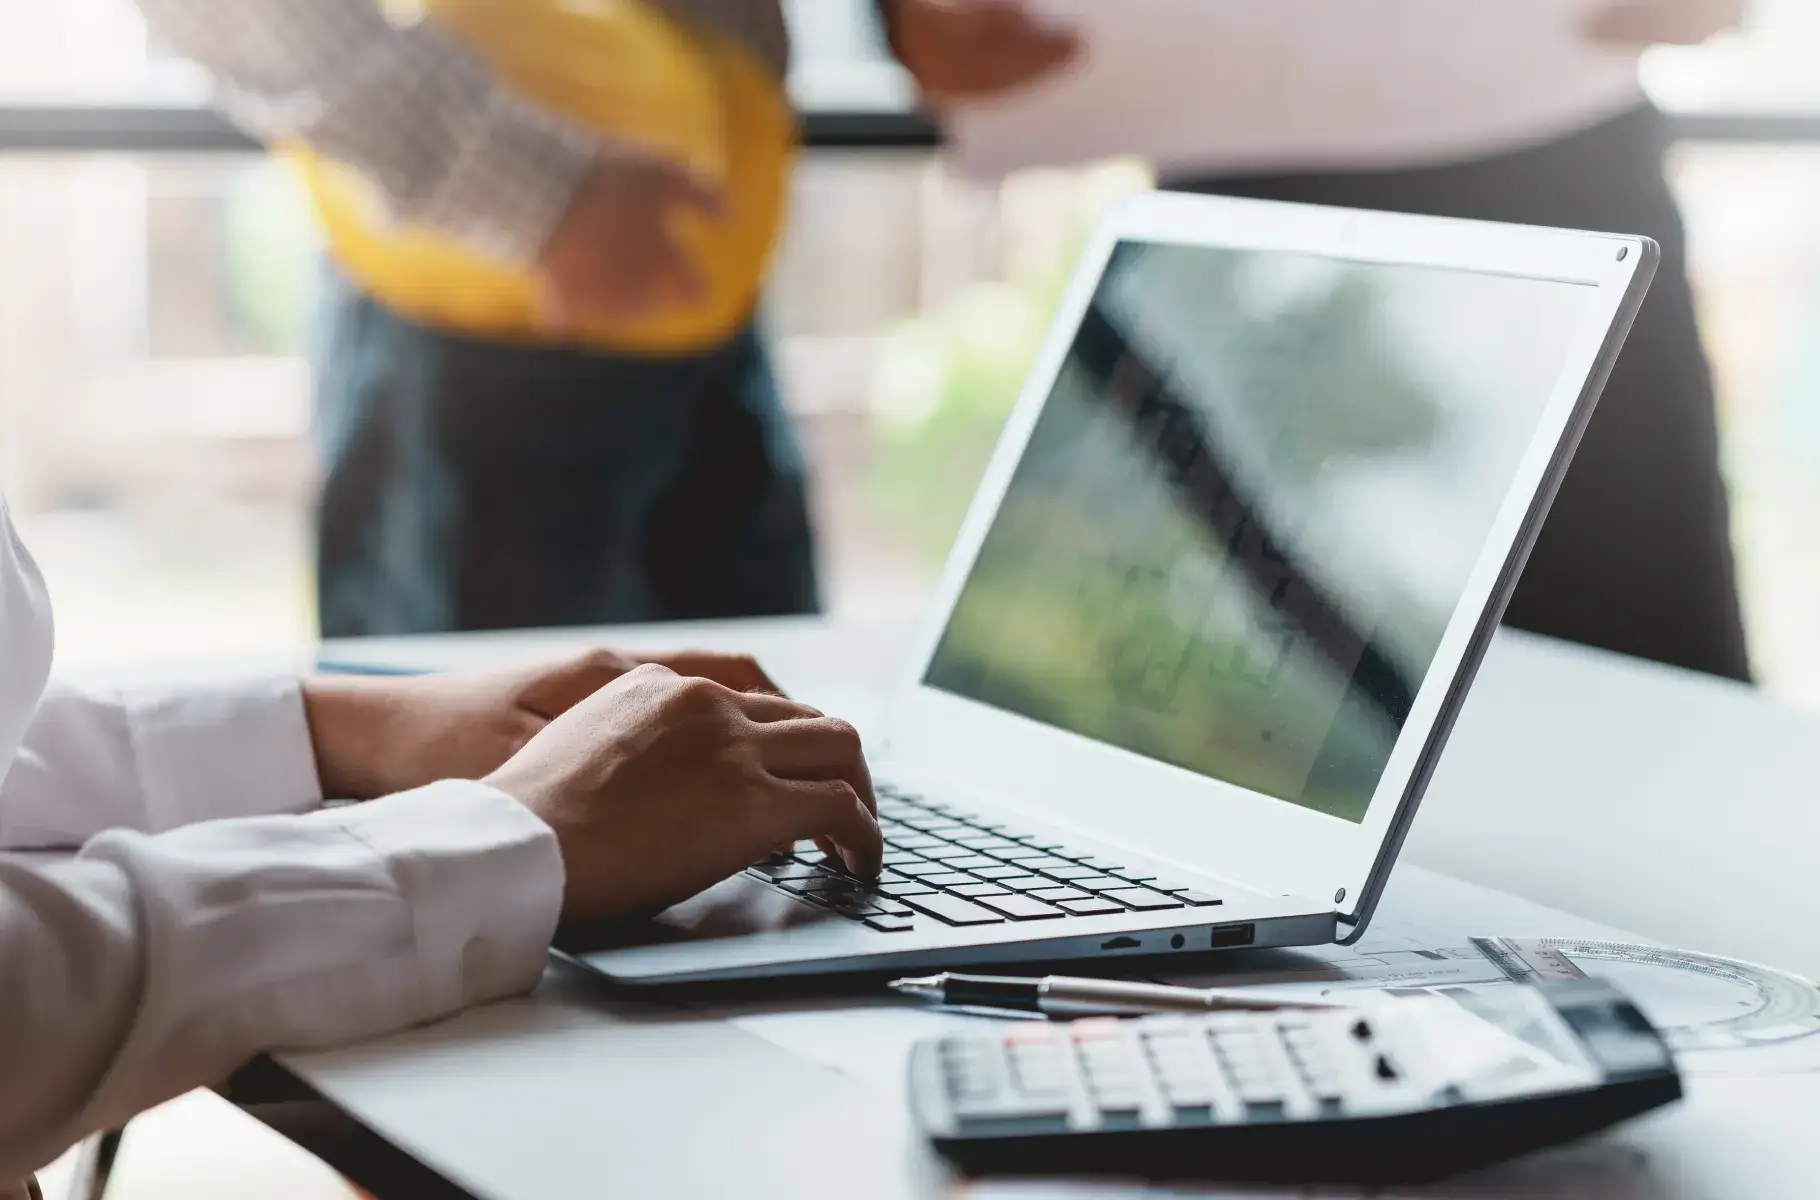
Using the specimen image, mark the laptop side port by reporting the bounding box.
[1100,936,1142,951]
[1210,923,1256,949]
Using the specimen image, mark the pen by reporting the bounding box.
[887,972,1350,1018]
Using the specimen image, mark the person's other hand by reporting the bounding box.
[484,664,881,920]
[1583,0,1745,47]
[302,648,785,800]
[882,0,1080,103]
[533,152,726,332]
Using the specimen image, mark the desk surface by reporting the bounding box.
[294,618,1820,1199]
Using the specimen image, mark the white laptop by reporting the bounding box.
[561,192,1657,985]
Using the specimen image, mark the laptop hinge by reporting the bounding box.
[1335,912,1367,946]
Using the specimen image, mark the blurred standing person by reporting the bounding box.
[137,0,1075,638]
[901,0,1754,682]
[136,0,814,635]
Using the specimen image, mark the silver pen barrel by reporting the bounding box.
[1037,977,1345,1017]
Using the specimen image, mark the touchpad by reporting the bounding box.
[554,872,840,955]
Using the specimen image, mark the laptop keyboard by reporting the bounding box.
[744,786,1224,932]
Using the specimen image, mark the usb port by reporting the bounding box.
[1210,923,1256,949]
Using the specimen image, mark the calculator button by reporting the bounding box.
[903,893,1007,926]
[977,894,1067,920]
[1102,888,1186,911]
[1057,897,1126,917]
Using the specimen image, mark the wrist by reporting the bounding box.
[301,677,395,800]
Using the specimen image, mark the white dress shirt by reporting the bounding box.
[0,497,565,1184]
[949,0,1647,178]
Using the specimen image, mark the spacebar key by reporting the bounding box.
[904,893,1006,925]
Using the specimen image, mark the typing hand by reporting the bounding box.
[302,648,786,801]
[533,151,726,332]
[883,0,1080,103]
[1583,0,1744,47]
[484,664,882,920]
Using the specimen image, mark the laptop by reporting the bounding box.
[562,192,1657,985]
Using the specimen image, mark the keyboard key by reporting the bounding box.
[1062,874,1126,891]
[969,864,1030,881]
[1102,888,1186,911]
[749,862,827,880]
[865,914,916,932]
[904,893,1007,926]
[993,874,1052,891]
[923,872,978,888]
[996,847,1061,863]
[921,845,982,861]
[883,851,929,866]
[942,855,1000,871]
[896,862,955,878]
[956,835,1022,853]
[1042,865,1106,882]
[977,894,1065,920]
[1030,886,1090,903]
[778,877,853,896]
[1071,857,1126,872]
[877,879,937,897]
[1057,897,1126,916]
[1175,891,1224,906]
[888,834,944,850]
[1017,856,1077,872]
[951,882,1011,898]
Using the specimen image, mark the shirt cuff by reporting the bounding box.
[332,780,564,1011]
[126,673,324,832]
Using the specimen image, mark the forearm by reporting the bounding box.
[133,0,596,262]
[0,782,560,1181]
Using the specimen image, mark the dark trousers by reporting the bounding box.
[1170,104,1752,682]
[313,281,820,637]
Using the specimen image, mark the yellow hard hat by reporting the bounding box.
[291,0,795,355]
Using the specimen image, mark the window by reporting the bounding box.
[0,1,1816,713]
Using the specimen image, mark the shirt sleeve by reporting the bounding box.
[0,781,562,1182]
[0,674,323,851]
[132,0,598,264]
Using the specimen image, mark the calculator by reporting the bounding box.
[908,980,1681,1184]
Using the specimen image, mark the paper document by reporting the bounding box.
[944,0,1642,179]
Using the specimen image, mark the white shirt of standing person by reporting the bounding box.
[908,0,1750,177]
[0,494,882,1188]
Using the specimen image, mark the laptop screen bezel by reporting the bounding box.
[874,191,1654,927]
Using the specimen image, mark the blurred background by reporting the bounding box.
[0,0,1816,708]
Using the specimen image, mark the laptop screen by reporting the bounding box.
[922,240,1596,823]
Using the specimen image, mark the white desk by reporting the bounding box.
[288,618,1820,1198]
